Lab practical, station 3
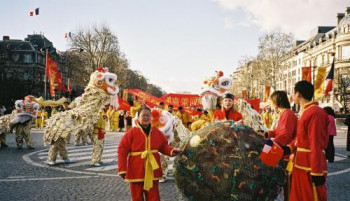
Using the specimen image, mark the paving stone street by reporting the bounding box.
[0,127,349,201]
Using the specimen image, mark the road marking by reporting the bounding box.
[67,158,117,167]
[38,149,117,159]
[329,167,350,176]
[0,175,100,182]
[86,165,118,171]
[22,149,119,177]
[37,145,118,155]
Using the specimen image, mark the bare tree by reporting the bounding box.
[69,25,120,71]
[65,25,165,97]
[257,32,294,91]
[334,71,350,113]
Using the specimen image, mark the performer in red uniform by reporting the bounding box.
[213,93,242,122]
[267,91,297,146]
[118,106,181,201]
[284,81,328,201]
[266,90,297,201]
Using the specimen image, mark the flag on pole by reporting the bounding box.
[46,55,59,97]
[302,67,310,81]
[64,32,72,39]
[306,62,312,83]
[29,8,39,16]
[314,67,327,100]
[263,86,271,102]
[324,58,335,97]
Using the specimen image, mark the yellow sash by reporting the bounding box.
[131,126,159,191]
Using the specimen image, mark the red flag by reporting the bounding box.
[29,8,39,16]
[259,139,283,167]
[54,71,68,92]
[47,57,59,97]
[324,58,335,97]
[306,62,312,83]
[264,86,271,102]
[68,78,72,94]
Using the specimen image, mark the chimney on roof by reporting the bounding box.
[3,36,10,41]
[346,7,350,15]
[337,13,345,25]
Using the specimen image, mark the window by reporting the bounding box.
[23,53,32,63]
[342,45,350,60]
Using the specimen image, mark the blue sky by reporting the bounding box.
[1,0,348,94]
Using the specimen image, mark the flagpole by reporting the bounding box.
[44,48,48,100]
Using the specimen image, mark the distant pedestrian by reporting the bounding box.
[118,110,125,132]
[343,113,350,156]
[323,106,337,162]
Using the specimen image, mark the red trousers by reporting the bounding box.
[130,181,160,201]
[289,168,327,201]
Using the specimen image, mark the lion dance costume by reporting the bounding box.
[44,67,119,165]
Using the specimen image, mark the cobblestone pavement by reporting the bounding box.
[0,127,349,200]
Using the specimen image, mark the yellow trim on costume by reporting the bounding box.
[135,124,159,191]
[300,101,318,117]
[294,164,311,171]
[130,150,158,156]
[118,171,126,175]
[297,147,311,152]
[170,149,174,156]
[125,177,163,183]
[312,183,319,201]
[311,172,327,176]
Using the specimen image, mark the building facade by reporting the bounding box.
[0,34,70,110]
[232,7,350,112]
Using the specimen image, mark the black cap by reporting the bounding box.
[222,93,234,100]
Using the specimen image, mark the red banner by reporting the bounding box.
[160,93,201,108]
[126,89,164,108]
[125,89,202,116]
[264,86,271,102]
[302,67,309,81]
[118,96,131,111]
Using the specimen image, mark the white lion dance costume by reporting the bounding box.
[10,95,40,149]
[44,67,119,165]
[0,95,39,149]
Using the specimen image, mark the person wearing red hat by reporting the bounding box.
[213,93,242,122]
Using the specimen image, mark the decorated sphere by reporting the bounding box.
[174,121,285,201]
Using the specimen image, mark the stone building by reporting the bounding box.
[0,34,70,110]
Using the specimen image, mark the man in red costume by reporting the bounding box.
[118,106,181,201]
[284,81,328,201]
[213,93,242,122]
